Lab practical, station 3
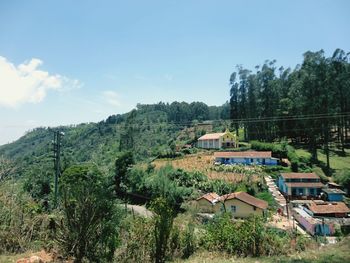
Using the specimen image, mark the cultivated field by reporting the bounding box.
[153,152,261,183]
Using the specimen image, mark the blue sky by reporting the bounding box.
[0,0,349,144]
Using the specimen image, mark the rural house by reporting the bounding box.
[196,191,268,218]
[214,151,278,165]
[197,129,238,149]
[196,192,221,213]
[293,207,335,236]
[278,173,324,199]
[322,188,346,202]
[304,201,350,218]
[220,192,268,218]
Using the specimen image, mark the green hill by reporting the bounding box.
[0,102,230,178]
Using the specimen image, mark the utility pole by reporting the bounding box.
[53,130,64,208]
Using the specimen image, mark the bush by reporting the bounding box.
[287,149,299,172]
[203,213,299,257]
[0,180,53,253]
[57,164,122,263]
[250,141,288,158]
[181,223,196,259]
[116,217,154,262]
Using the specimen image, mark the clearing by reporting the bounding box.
[153,151,261,183]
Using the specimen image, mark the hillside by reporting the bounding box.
[0,102,230,177]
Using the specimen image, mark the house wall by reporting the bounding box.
[216,157,277,166]
[221,133,237,148]
[221,199,264,218]
[198,139,220,149]
[278,176,288,195]
[327,193,344,202]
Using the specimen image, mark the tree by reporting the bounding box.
[150,197,175,263]
[115,151,134,199]
[57,164,121,263]
[230,72,239,136]
[0,156,16,182]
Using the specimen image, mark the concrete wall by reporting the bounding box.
[222,198,264,218]
[327,193,344,202]
[198,139,220,149]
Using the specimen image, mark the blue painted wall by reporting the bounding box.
[327,193,344,202]
[217,157,278,166]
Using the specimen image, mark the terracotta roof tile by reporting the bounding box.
[197,192,220,203]
[220,192,268,210]
[306,202,350,214]
[198,133,225,140]
[214,151,272,158]
[281,172,320,179]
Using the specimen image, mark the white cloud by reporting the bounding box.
[0,56,81,108]
[102,90,121,107]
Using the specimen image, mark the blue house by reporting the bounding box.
[322,188,345,202]
[214,151,278,165]
[278,173,324,199]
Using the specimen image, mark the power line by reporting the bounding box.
[52,130,64,208]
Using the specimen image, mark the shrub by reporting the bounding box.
[150,197,175,263]
[116,217,154,262]
[203,213,300,257]
[0,180,53,253]
[57,164,122,263]
[181,223,196,259]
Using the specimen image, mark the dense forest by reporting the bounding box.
[229,49,350,172]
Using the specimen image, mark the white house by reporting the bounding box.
[197,129,238,149]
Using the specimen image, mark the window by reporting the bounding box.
[253,207,256,211]
[230,205,236,213]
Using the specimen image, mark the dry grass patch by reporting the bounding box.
[153,152,260,183]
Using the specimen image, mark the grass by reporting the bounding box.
[295,148,350,178]
[0,250,53,263]
[177,237,350,263]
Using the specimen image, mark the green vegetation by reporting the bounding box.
[0,48,349,262]
[180,237,350,263]
[56,164,122,263]
[203,213,304,257]
[230,49,350,173]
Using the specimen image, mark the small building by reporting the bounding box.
[278,173,324,199]
[293,207,335,236]
[220,192,268,218]
[322,188,346,202]
[327,182,348,195]
[196,192,221,213]
[214,151,278,165]
[303,202,350,218]
[197,129,238,149]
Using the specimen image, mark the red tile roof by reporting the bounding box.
[196,192,220,203]
[214,151,272,158]
[281,172,320,179]
[285,182,324,188]
[220,192,268,210]
[198,133,225,140]
[306,202,350,215]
